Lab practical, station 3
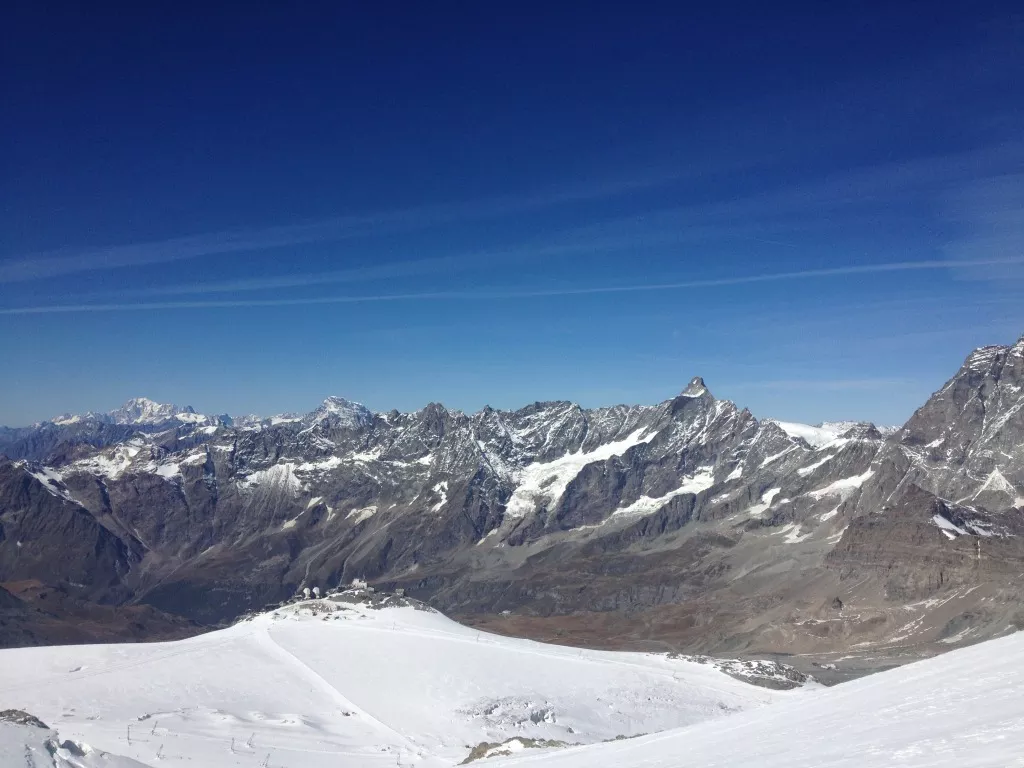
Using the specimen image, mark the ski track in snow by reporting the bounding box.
[2,599,1023,768]
[256,627,441,767]
[0,600,794,767]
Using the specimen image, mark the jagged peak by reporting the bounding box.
[305,396,373,427]
[315,395,372,414]
[962,335,1024,370]
[681,376,710,398]
[838,422,884,441]
[965,344,1006,364]
[418,401,450,419]
[321,395,362,406]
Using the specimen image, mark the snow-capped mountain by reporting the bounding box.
[52,397,205,426]
[105,397,202,425]
[0,336,1023,664]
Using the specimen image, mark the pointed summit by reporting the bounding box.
[681,376,710,398]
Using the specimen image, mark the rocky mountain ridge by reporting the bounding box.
[1,337,1022,661]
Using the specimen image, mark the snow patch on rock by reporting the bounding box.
[506,428,653,518]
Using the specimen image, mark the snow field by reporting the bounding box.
[490,628,1024,768]
[0,600,798,767]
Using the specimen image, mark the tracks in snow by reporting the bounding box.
[257,624,447,767]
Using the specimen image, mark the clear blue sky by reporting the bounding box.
[1,3,1022,427]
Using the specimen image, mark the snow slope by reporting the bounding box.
[0,599,798,767]
[0,721,148,767]
[766,420,847,448]
[491,629,1024,768]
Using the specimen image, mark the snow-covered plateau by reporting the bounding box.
[0,596,802,767]
[1,599,1023,767]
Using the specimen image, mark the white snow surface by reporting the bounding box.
[26,466,75,502]
[767,420,848,448]
[142,460,180,480]
[505,428,653,518]
[746,487,781,517]
[932,514,968,538]
[236,463,305,495]
[65,440,146,481]
[50,414,84,425]
[0,601,796,768]
[491,629,1024,768]
[0,721,148,767]
[431,480,449,512]
[346,505,377,524]
[294,456,344,473]
[796,453,835,476]
[806,469,874,500]
[304,396,373,429]
[974,467,1017,498]
[612,468,714,518]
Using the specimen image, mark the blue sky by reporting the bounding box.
[1,3,1022,427]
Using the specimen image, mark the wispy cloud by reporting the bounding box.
[0,171,683,284]
[4,255,1024,315]
[7,142,1019,290]
[121,232,694,298]
[943,172,1024,280]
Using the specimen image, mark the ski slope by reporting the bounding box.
[0,597,798,767]
[490,629,1024,768]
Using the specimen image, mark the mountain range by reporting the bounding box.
[1,336,1022,670]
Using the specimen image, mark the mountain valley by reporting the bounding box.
[1,337,1023,676]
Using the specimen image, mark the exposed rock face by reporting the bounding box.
[861,340,1024,514]
[0,463,138,601]
[1,337,1023,658]
[0,710,48,729]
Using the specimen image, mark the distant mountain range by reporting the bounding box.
[1,336,1022,662]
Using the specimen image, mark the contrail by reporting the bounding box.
[1,256,1022,315]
